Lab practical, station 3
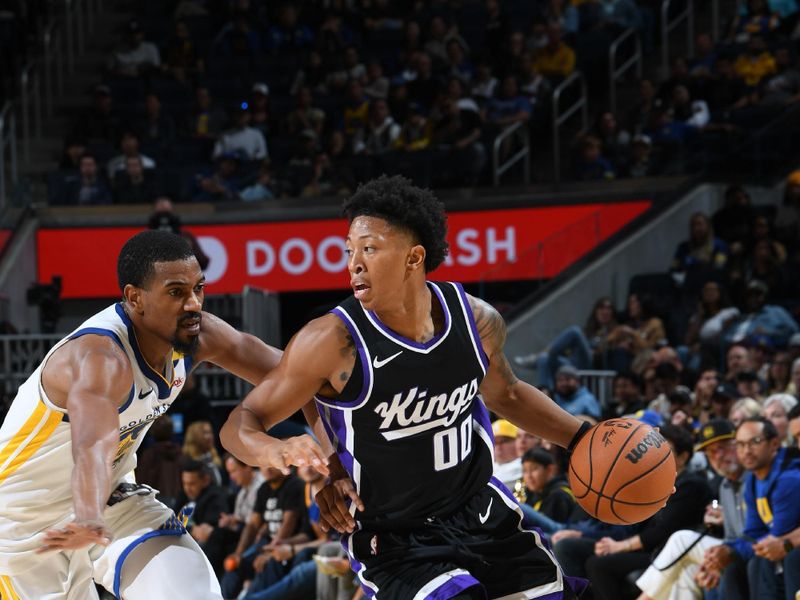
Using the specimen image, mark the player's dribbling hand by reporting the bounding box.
[316,478,365,534]
[37,519,112,553]
[261,435,330,476]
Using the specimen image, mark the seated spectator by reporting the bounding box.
[425,16,468,71]
[240,159,276,202]
[522,448,578,524]
[704,56,749,116]
[113,155,158,204]
[342,79,370,139]
[767,350,793,394]
[432,98,486,185]
[162,19,204,82]
[290,50,329,96]
[212,105,268,161]
[730,396,764,426]
[763,393,799,443]
[607,293,666,371]
[517,51,552,113]
[604,371,647,419]
[791,356,800,398]
[184,84,226,139]
[552,364,601,419]
[670,84,710,129]
[635,420,747,600]
[713,184,755,253]
[445,39,474,83]
[515,296,618,386]
[182,420,224,486]
[732,238,790,301]
[59,138,87,170]
[135,415,183,510]
[471,60,498,107]
[572,134,615,181]
[301,152,352,198]
[622,134,658,178]
[538,0,580,39]
[789,404,800,444]
[775,170,800,249]
[710,383,738,421]
[363,59,389,100]
[585,425,713,599]
[213,10,260,59]
[750,45,800,108]
[711,417,800,599]
[316,10,357,60]
[109,19,161,77]
[286,86,325,138]
[326,45,367,92]
[72,84,120,143]
[724,344,754,387]
[729,0,781,42]
[492,419,522,490]
[62,153,112,206]
[532,23,576,82]
[751,214,788,264]
[723,279,799,347]
[681,279,732,370]
[248,83,272,137]
[393,102,432,151]
[202,455,265,577]
[671,212,729,275]
[734,35,777,89]
[593,111,631,171]
[736,370,765,402]
[179,460,229,548]
[107,131,157,179]
[407,52,440,109]
[692,369,721,421]
[353,100,400,156]
[136,92,176,143]
[265,4,314,54]
[220,467,308,600]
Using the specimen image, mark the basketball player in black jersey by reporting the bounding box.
[221,176,590,599]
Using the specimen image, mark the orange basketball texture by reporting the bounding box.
[567,418,677,525]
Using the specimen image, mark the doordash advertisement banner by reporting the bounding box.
[37,201,650,298]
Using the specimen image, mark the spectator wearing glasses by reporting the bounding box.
[704,417,800,600]
[788,404,800,447]
[635,420,748,600]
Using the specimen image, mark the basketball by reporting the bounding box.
[568,418,677,525]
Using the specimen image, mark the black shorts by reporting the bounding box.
[342,477,587,599]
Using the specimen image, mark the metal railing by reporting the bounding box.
[661,0,694,78]
[608,28,643,115]
[577,369,617,409]
[551,71,588,183]
[0,103,18,212]
[19,63,43,165]
[492,121,530,186]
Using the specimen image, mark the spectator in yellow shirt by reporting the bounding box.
[533,24,576,82]
[734,35,777,88]
[393,103,433,151]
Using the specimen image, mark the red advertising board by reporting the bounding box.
[38,202,650,298]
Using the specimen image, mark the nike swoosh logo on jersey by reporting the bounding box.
[479,497,493,524]
[138,388,154,399]
[372,351,403,369]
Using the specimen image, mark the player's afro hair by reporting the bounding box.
[342,175,449,272]
[117,230,195,292]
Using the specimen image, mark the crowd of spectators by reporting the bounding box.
[44,0,686,206]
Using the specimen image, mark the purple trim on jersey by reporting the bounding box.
[535,575,590,600]
[424,573,480,600]
[472,399,495,445]
[453,282,490,372]
[341,533,377,598]
[322,404,355,478]
[490,475,520,507]
[318,306,371,409]
[365,283,451,351]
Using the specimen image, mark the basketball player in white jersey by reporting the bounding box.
[0,230,324,599]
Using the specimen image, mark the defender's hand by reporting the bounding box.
[316,478,365,534]
[260,435,329,476]
[37,519,112,553]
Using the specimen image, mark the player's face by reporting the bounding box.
[346,216,424,312]
[140,258,205,354]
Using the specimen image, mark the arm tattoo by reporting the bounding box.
[495,353,519,387]
[472,297,508,350]
[335,322,356,384]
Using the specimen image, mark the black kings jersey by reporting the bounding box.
[314,281,495,525]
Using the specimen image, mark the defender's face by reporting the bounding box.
[139,257,205,353]
[346,216,421,312]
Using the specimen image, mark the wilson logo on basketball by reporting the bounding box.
[624,430,667,464]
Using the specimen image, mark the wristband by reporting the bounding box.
[567,421,592,455]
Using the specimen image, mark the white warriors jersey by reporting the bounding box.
[0,303,191,572]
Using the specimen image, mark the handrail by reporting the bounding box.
[492,121,530,186]
[551,71,588,183]
[0,103,19,211]
[608,28,643,115]
[19,63,43,165]
[661,0,694,78]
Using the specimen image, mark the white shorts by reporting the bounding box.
[0,489,221,599]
